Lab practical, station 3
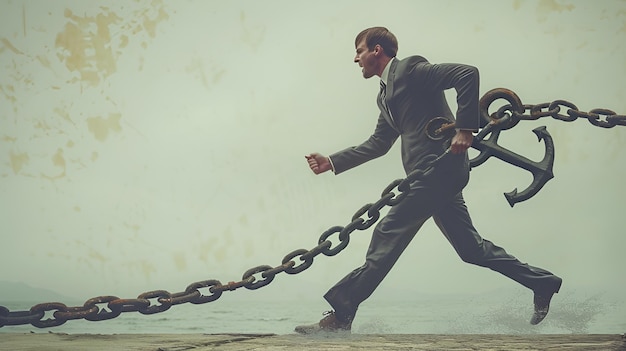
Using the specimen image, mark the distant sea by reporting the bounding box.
[1,289,624,335]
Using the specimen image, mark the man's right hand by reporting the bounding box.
[305,153,332,174]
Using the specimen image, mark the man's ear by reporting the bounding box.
[374,44,383,55]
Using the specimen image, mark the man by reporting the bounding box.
[295,27,562,334]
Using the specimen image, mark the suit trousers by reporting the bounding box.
[323,156,561,320]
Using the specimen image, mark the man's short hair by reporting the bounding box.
[355,27,398,57]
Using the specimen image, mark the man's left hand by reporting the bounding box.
[450,130,474,154]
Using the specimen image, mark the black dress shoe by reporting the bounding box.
[294,311,352,334]
[530,277,562,325]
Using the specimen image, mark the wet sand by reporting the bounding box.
[1,333,625,351]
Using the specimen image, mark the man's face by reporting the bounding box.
[354,39,378,79]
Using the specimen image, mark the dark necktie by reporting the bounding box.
[380,80,390,116]
[380,80,387,102]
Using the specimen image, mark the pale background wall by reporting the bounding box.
[1,0,624,305]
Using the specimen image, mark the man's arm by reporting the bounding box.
[410,62,480,132]
[305,113,399,175]
[410,62,480,153]
[327,113,399,175]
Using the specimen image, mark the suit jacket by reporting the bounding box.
[330,55,480,175]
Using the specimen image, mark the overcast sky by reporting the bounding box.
[1,0,624,308]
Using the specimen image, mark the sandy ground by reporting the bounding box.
[0,333,625,351]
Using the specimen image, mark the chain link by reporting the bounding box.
[1,88,623,329]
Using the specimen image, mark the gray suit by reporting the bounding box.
[324,56,561,320]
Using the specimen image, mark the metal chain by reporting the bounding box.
[479,88,626,130]
[0,152,450,329]
[2,88,623,329]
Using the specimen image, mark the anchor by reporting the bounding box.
[473,88,556,207]
[426,88,556,207]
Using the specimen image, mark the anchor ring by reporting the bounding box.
[425,117,455,141]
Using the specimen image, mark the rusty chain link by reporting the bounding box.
[2,88,623,329]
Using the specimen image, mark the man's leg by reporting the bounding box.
[295,177,456,334]
[323,173,465,321]
[433,192,562,323]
